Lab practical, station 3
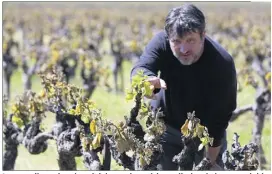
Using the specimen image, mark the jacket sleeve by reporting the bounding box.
[205,57,237,147]
[130,32,165,81]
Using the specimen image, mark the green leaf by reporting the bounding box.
[125,91,134,101]
[81,114,90,124]
[180,119,189,137]
[11,104,19,114]
[136,70,145,77]
[39,123,46,131]
[200,137,209,146]
[144,81,153,97]
[140,103,148,115]
[132,74,142,85]
[12,115,24,128]
[75,104,82,115]
[141,87,146,96]
[196,124,205,138]
[91,133,102,150]
[90,119,97,134]
[68,109,76,115]
[139,154,146,168]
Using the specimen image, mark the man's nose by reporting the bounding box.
[179,45,189,54]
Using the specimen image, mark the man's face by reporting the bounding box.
[169,31,205,65]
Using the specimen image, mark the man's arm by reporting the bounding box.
[205,56,237,165]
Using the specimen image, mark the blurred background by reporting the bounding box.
[2,1,271,170]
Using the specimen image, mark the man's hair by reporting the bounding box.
[165,4,206,39]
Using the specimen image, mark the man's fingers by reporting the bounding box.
[150,85,155,91]
[159,79,167,89]
[147,76,167,89]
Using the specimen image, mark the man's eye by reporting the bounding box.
[188,39,195,43]
[172,40,180,43]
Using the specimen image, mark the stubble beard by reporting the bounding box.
[175,41,205,66]
[176,55,196,65]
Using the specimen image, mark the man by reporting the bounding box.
[130,4,237,170]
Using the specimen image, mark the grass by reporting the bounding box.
[3,50,271,171]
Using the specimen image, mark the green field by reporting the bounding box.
[3,51,271,170]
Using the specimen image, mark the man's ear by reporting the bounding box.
[201,31,206,40]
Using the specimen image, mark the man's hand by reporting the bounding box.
[145,76,167,99]
[205,145,222,171]
[206,145,221,165]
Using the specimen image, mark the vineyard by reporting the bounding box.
[2,2,271,171]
